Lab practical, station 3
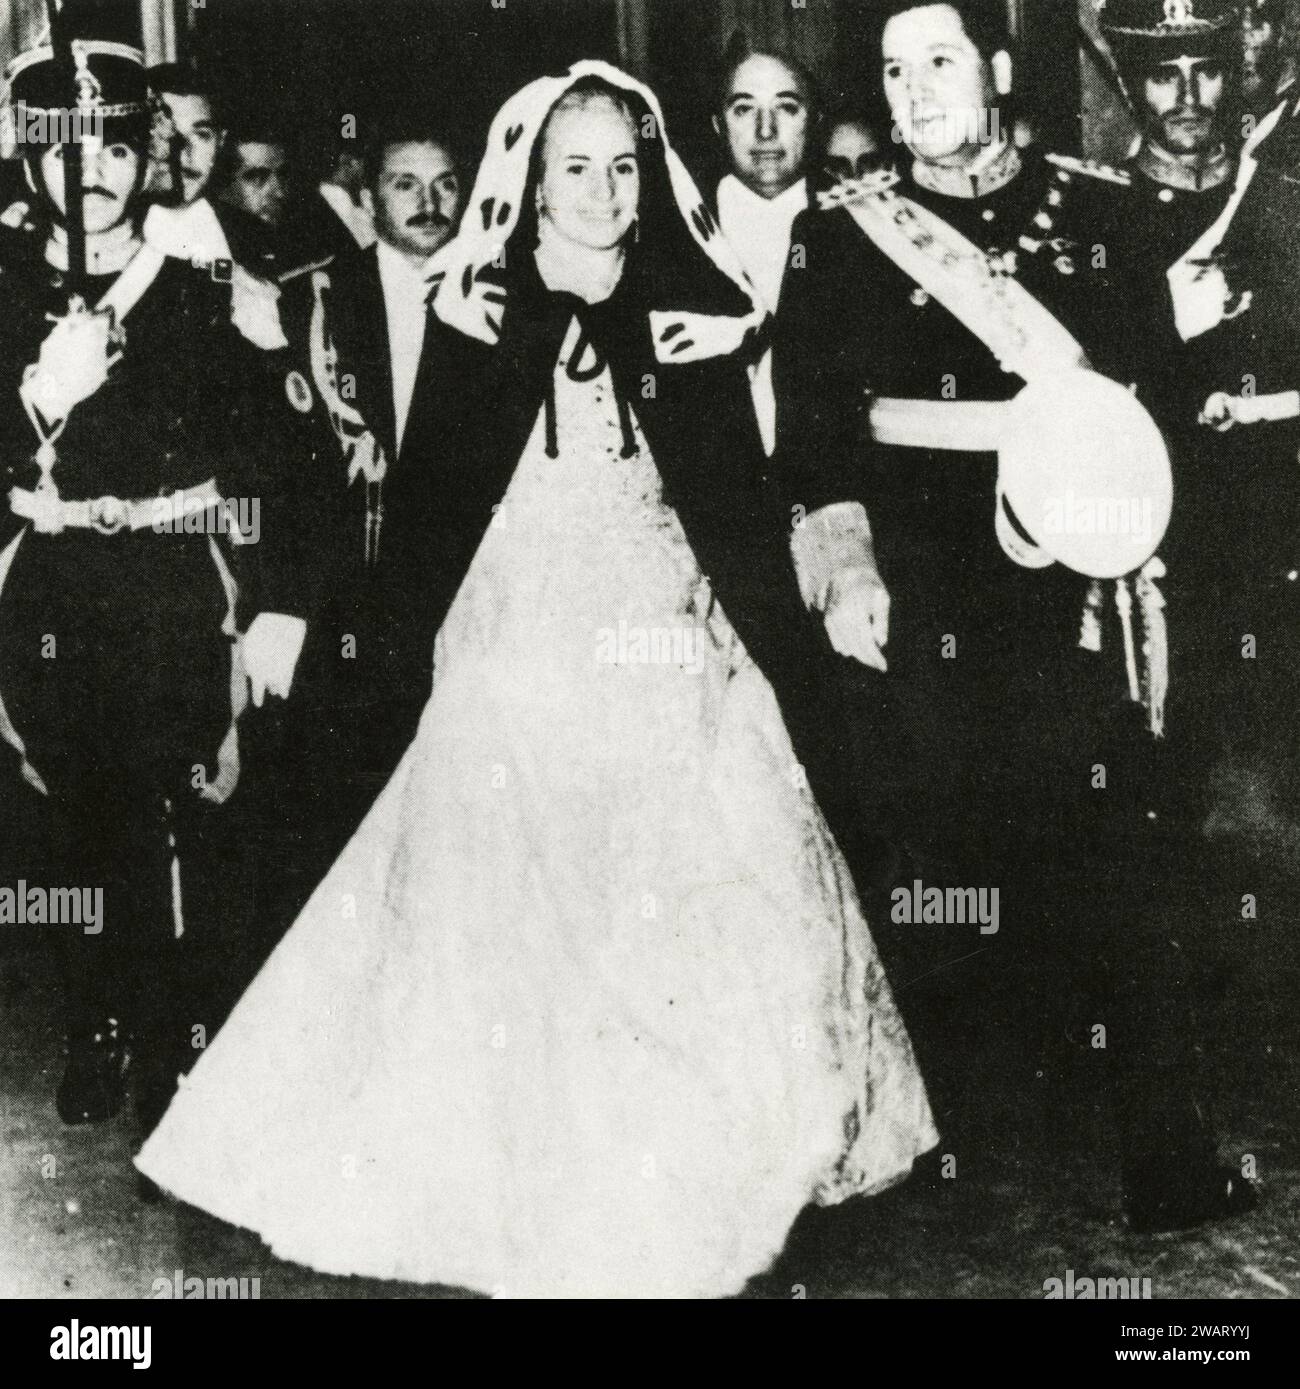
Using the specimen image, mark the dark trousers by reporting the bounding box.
[0,532,239,1122]
[842,636,1223,1181]
[243,607,431,954]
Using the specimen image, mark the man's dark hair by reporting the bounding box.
[874,0,1014,63]
[714,37,821,120]
[147,62,226,127]
[362,117,464,190]
[211,116,290,196]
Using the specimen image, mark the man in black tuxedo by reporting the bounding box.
[145,65,291,282]
[254,118,466,933]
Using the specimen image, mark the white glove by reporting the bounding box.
[1199,388,1300,431]
[23,309,119,422]
[1199,390,1239,432]
[823,567,889,673]
[244,613,307,707]
[1167,258,1231,343]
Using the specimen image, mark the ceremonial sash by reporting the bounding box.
[819,173,1169,736]
[820,173,1089,387]
[1168,98,1291,340]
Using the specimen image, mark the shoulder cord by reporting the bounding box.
[308,271,388,487]
[309,271,387,565]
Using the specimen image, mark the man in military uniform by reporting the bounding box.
[1093,0,1246,341]
[254,115,466,933]
[144,62,283,282]
[0,38,305,1142]
[1178,2,1300,866]
[1095,4,1300,863]
[776,0,1255,1232]
[1242,0,1295,120]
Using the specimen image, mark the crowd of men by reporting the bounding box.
[0,0,1295,1235]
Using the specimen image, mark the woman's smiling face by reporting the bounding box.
[538,97,641,252]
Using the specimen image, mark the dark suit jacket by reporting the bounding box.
[274,244,455,714]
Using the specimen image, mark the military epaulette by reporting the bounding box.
[277,254,336,286]
[816,167,902,212]
[1044,153,1132,188]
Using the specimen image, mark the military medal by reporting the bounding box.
[285,369,313,413]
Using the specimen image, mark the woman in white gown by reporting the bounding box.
[137,62,937,1299]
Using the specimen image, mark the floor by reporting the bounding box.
[2,781,1297,1300]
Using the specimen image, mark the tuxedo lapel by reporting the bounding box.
[330,246,398,465]
[403,301,443,467]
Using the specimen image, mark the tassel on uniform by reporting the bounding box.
[1115,578,1140,706]
[1100,565,1169,739]
[1079,580,1103,653]
[164,797,184,939]
[1135,557,1168,739]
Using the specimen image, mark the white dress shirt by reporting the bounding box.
[716,175,808,455]
[375,240,430,454]
[716,174,808,314]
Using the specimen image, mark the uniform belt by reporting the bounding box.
[867,396,1008,452]
[9,479,222,536]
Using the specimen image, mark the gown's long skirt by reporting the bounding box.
[137,331,937,1298]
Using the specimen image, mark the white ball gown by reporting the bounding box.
[137,320,938,1298]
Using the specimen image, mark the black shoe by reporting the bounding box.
[1124,1163,1259,1234]
[56,1020,130,1125]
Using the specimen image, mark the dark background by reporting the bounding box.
[25,0,1089,186]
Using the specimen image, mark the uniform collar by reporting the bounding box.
[45,220,142,277]
[1134,139,1234,193]
[910,139,1022,200]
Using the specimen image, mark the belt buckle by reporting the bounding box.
[87,496,128,536]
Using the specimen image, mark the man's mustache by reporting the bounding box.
[407,212,449,229]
